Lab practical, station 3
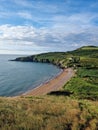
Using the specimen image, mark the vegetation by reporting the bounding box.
[63,68,98,100]
[62,46,98,101]
[0,96,98,130]
[13,45,98,69]
[1,45,98,130]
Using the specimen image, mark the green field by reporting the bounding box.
[63,68,98,100]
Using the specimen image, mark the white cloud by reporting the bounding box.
[12,0,33,8]
[0,0,98,54]
[0,11,98,54]
[0,22,98,54]
[0,25,36,40]
[13,0,60,13]
[17,12,33,20]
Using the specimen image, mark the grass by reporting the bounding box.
[14,45,98,69]
[0,96,98,130]
[63,68,98,100]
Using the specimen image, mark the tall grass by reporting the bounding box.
[0,96,98,130]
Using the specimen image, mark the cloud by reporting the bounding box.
[0,0,98,54]
[17,12,33,20]
[0,0,71,25]
[13,0,60,13]
[0,21,98,54]
[0,0,98,28]
[12,0,33,8]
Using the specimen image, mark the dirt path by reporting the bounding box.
[23,68,74,96]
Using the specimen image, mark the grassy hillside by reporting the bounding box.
[63,68,98,100]
[0,96,98,130]
[14,46,98,69]
[1,45,98,130]
[60,46,98,101]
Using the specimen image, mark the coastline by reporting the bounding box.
[22,68,74,96]
[30,68,63,91]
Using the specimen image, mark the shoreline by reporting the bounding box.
[22,68,74,96]
[22,69,63,95]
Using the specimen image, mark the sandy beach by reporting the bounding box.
[23,68,74,96]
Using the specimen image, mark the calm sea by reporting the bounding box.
[0,54,61,96]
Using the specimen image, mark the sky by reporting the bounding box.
[0,0,98,54]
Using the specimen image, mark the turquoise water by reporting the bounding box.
[0,55,61,96]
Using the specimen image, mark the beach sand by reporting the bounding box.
[23,68,74,96]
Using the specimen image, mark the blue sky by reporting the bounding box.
[0,0,98,54]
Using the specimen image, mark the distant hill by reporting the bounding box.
[13,46,98,69]
[78,45,98,50]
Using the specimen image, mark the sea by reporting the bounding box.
[0,54,61,97]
